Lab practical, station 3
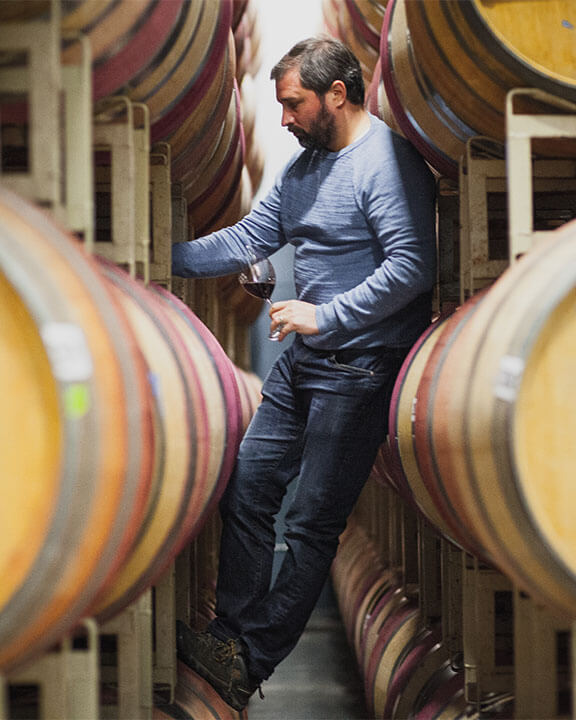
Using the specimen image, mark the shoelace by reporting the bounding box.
[213,639,240,663]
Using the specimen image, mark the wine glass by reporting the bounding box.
[238,257,283,341]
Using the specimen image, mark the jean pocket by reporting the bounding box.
[327,353,380,377]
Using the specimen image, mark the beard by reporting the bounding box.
[289,100,335,151]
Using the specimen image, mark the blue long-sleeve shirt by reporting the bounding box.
[172,113,437,350]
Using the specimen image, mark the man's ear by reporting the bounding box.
[328,79,347,108]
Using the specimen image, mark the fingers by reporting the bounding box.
[273,313,288,337]
[270,303,287,326]
[268,300,319,338]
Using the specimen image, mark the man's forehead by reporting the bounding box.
[275,69,307,101]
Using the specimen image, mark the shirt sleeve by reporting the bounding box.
[171,166,289,278]
[316,135,437,333]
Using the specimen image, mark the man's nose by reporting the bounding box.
[281,108,294,126]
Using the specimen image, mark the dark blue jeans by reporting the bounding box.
[209,336,408,682]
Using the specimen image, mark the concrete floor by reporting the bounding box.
[246,584,370,720]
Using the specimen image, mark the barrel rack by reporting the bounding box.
[0,561,212,719]
[344,471,574,719]
[332,82,576,720]
[409,87,576,719]
[464,88,576,718]
[456,89,576,303]
[0,11,187,714]
[0,5,249,718]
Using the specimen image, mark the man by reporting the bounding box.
[172,36,436,711]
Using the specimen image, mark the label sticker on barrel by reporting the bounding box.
[494,355,524,402]
[64,383,91,419]
[410,396,417,425]
[41,322,93,382]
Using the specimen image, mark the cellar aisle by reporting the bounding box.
[247,582,369,720]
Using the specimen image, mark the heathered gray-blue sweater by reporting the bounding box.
[172,114,437,350]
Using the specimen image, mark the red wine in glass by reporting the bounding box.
[241,280,275,301]
[238,257,283,340]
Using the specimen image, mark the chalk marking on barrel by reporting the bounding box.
[494,355,525,402]
[41,322,93,382]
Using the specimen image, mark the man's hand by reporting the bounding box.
[269,300,319,340]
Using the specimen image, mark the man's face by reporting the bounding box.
[275,68,336,151]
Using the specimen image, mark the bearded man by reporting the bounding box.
[172,35,437,712]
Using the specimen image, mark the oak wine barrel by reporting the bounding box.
[61,0,185,102]
[414,219,576,619]
[151,286,245,520]
[365,596,419,718]
[381,625,442,720]
[410,660,466,720]
[90,261,196,620]
[388,318,459,545]
[0,188,152,672]
[381,0,576,178]
[412,293,491,562]
[153,661,247,719]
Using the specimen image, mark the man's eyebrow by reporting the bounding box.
[278,94,301,104]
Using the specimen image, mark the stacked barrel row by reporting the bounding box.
[373,0,576,178]
[388,217,576,621]
[0,5,269,716]
[332,517,468,719]
[354,0,576,619]
[329,0,576,611]
[322,0,387,88]
[0,185,261,678]
[325,2,576,716]
[337,219,576,718]
[0,6,268,716]
[1,0,264,236]
[322,0,576,180]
